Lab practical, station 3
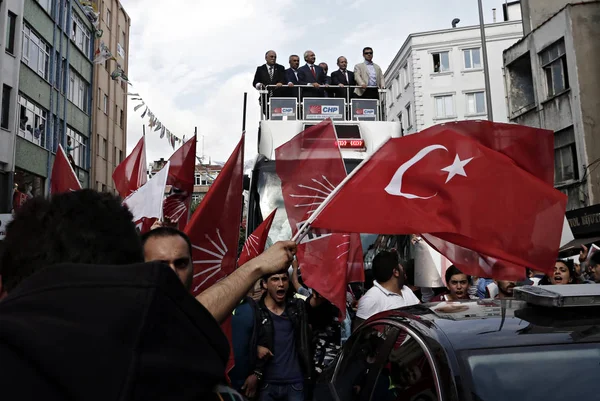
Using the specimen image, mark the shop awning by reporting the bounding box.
[559,236,600,252]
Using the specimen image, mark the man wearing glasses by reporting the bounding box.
[353,47,385,99]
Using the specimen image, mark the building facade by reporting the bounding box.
[90,0,129,193]
[0,0,24,212]
[10,0,94,210]
[503,2,600,215]
[384,21,523,135]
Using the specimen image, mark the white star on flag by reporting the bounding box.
[441,155,474,183]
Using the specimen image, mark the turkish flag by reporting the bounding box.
[238,209,277,267]
[275,119,353,317]
[112,135,147,198]
[184,134,244,297]
[310,124,567,279]
[51,145,82,194]
[165,135,196,231]
[417,121,558,280]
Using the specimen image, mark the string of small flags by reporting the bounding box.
[79,0,185,149]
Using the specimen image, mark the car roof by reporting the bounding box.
[371,299,600,351]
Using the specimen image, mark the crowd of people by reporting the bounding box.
[1,190,599,401]
[252,47,386,105]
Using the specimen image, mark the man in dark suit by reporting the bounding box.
[331,56,356,100]
[284,54,301,99]
[252,50,286,115]
[297,50,327,98]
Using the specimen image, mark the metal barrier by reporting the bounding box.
[258,85,387,122]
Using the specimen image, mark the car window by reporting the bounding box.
[331,323,399,401]
[385,331,439,401]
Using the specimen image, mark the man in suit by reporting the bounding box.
[285,54,301,99]
[353,47,385,100]
[252,50,286,115]
[297,50,327,98]
[319,62,335,98]
[331,56,356,100]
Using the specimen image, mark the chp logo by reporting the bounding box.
[273,107,294,115]
[355,108,375,115]
[308,105,340,114]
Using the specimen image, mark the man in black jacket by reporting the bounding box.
[253,50,286,115]
[254,270,313,401]
[331,56,356,100]
[0,189,296,400]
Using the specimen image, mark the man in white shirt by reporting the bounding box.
[354,250,420,330]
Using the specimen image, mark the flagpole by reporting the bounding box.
[242,92,248,133]
[478,0,494,121]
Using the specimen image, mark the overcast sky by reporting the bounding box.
[124,0,510,164]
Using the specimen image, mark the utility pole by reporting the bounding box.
[478,0,494,121]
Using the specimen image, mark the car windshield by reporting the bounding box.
[464,344,600,401]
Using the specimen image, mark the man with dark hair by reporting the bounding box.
[0,189,297,400]
[431,265,473,302]
[354,251,420,329]
[141,227,193,291]
[254,269,313,401]
[353,47,384,99]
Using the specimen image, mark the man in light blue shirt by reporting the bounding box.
[353,47,385,99]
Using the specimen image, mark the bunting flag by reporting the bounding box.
[93,42,116,64]
[110,64,131,85]
[79,1,102,37]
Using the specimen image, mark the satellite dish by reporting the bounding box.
[452,18,460,28]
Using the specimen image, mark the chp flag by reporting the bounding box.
[238,209,277,267]
[123,161,169,233]
[50,144,82,194]
[112,135,147,198]
[164,135,196,231]
[276,118,361,317]
[306,121,567,280]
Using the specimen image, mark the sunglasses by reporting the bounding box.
[364,52,373,55]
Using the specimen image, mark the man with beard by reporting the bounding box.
[254,270,313,401]
[487,280,516,299]
[354,251,420,330]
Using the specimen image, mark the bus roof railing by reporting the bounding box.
[258,86,388,121]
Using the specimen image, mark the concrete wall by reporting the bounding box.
[90,0,130,193]
[571,2,600,205]
[521,0,597,34]
[0,0,24,211]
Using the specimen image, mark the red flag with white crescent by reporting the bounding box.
[165,135,196,230]
[310,122,567,280]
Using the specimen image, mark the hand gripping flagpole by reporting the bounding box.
[291,136,393,244]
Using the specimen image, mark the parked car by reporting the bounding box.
[314,285,600,401]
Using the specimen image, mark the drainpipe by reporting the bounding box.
[63,0,71,150]
[46,0,60,196]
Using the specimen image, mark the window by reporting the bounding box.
[68,68,89,113]
[106,8,111,29]
[22,25,51,80]
[507,53,535,114]
[401,64,409,88]
[397,112,404,135]
[392,79,399,99]
[18,94,47,147]
[119,109,124,127]
[116,149,122,164]
[466,91,486,115]
[103,94,108,114]
[432,51,450,73]
[194,173,202,186]
[66,127,87,167]
[104,137,109,158]
[37,0,52,14]
[463,48,482,70]
[434,94,455,118]
[554,127,578,184]
[98,135,107,158]
[541,39,569,97]
[332,324,399,400]
[1,85,11,130]
[405,103,412,128]
[6,12,17,54]
[71,12,91,57]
